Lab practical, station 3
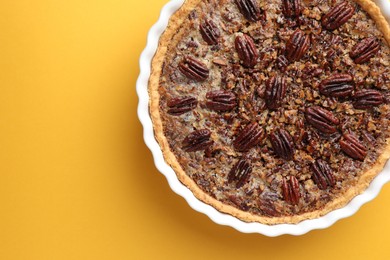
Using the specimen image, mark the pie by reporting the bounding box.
[148,0,390,224]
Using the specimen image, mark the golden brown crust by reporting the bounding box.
[355,0,390,44]
[149,0,390,224]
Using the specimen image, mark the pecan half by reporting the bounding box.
[235,34,259,68]
[182,129,213,152]
[349,37,380,64]
[353,89,384,109]
[270,129,295,160]
[265,76,287,109]
[235,0,262,22]
[206,90,237,112]
[319,73,354,98]
[282,176,300,205]
[286,29,310,62]
[228,158,252,188]
[282,0,302,18]
[321,2,355,31]
[179,56,209,81]
[340,133,367,161]
[233,122,265,152]
[311,159,336,190]
[167,96,197,115]
[199,19,220,45]
[305,106,340,134]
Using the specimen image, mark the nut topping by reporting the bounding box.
[321,2,355,31]
[282,176,300,205]
[349,37,380,64]
[228,158,252,188]
[167,96,197,115]
[235,34,259,68]
[286,29,310,62]
[200,19,220,45]
[235,0,262,22]
[182,129,213,152]
[270,129,295,160]
[265,76,287,110]
[311,159,336,190]
[282,0,302,18]
[340,133,367,161]
[319,73,354,98]
[206,90,237,112]
[233,122,265,152]
[179,56,209,81]
[353,89,384,109]
[305,106,340,134]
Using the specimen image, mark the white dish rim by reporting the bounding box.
[136,0,390,236]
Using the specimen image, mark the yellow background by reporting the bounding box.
[0,0,390,259]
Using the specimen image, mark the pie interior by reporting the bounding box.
[149,0,390,224]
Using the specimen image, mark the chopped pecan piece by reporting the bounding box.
[228,158,252,188]
[265,76,287,109]
[167,96,197,115]
[353,89,384,109]
[340,133,367,161]
[311,159,336,190]
[350,37,380,64]
[319,73,354,97]
[212,57,227,66]
[321,2,355,31]
[282,176,300,205]
[179,56,209,81]
[235,0,262,22]
[233,122,265,152]
[276,55,289,71]
[362,131,376,146]
[235,34,259,68]
[206,90,237,112]
[182,129,213,152]
[259,200,280,217]
[286,29,310,62]
[305,106,340,134]
[270,129,295,160]
[199,19,220,45]
[256,85,266,98]
[282,0,302,18]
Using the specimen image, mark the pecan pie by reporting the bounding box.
[148,0,390,224]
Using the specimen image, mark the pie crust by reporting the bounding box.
[148,0,390,224]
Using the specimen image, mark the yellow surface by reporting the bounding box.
[0,0,390,259]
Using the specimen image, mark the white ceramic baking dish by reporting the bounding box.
[136,0,390,236]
